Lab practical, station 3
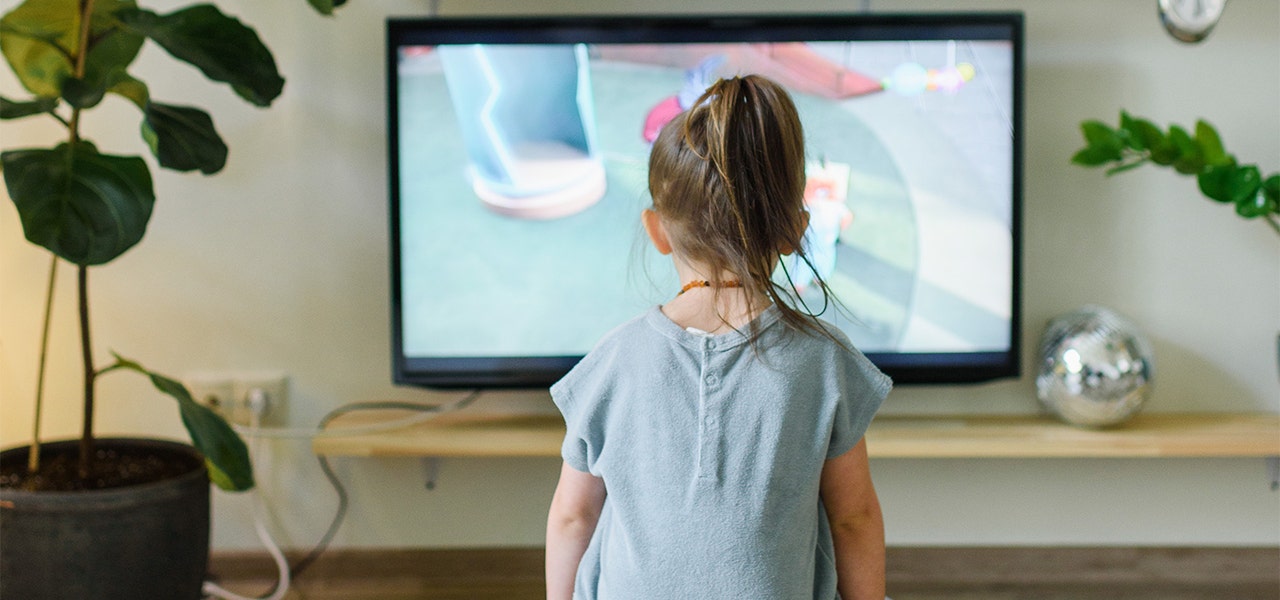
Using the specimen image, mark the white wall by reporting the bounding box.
[1,0,1277,550]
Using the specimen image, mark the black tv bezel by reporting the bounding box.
[388,12,1024,389]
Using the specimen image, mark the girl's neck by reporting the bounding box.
[663,262,769,333]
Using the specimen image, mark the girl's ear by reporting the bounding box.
[777,210,810,256]
[642,209,674,255]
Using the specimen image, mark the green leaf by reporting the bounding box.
[1235,188,1277,219]
[0,94,58,119]
[1071,145,1121,167]
[81,0,145,97]
[2,141,154,265]
[115,4,284,107]
[1081,120,1124,151]
[1198,164,1234,203]
[1119,114,1166,154]
[107,70,149,109]
[307,0,348,14]
[106,355,255,492]
[1194,120,1229,167]
[1118,112,1141,151]
[1073,120,1126,168]
[1168,125,1203,175]
[1149,142,1179,166]
[0,0,143,101]
[0,0,78,98]
[307,0,336,15]
[1263,174,1280,204]
[142,102,227,174]
[1226,164,1262,206]
[60,75,104,108]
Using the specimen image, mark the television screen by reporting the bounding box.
[388,13,1023,388]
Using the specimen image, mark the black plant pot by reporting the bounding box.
[0,438,211,600]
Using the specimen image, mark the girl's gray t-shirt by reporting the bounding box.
[551,304,891,600]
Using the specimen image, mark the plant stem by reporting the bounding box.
[72,0,97,480]
[1265,213,1280,237]
[27,256,59,474]
[67,0,95,142]
[78,265,95,479]
[74,0,94,75]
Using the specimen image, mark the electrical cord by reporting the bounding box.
[202,407,291,600]
[204,389,483,599]
[274,390,482,590]
[224,395,481,439]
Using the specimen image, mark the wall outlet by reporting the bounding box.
[186,374,235,417]
[185,371,288,427]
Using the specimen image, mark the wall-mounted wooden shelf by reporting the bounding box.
[311,401,1279,460]
[862,413,1278,458]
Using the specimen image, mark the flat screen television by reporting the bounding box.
[388,13,1023,388]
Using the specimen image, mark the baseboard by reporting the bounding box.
[884,546,1279,586]
[209,547,544,583]
[209,546,1279,588]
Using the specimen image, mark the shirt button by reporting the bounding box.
[706,340,716,349]
[705,375,718,386]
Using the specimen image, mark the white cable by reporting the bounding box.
[203,410,291,600]
[226,394,480,440]
[201,391,481,598]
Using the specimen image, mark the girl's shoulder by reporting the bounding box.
[768,316,891,389]
[553,307,668,390]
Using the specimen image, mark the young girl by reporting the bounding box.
[546,75,891,600]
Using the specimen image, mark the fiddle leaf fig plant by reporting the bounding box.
[1072,111,1280,236]
[1,0,343,490]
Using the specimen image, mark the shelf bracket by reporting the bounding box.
[1267,457,1279,492]
[423,457,442,491]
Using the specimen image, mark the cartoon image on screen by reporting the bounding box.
[396,39,1014,362]
[438,44,606,219]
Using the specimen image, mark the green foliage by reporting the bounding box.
[0,95,58,118]
[1072,111,1280,235]
[2,0,345,487]
[307,0,348,17]
[115,5,284,107]
[142,102,227,174]
[2,141,154,266]
[103,355,255,491]
[2,0,289,266]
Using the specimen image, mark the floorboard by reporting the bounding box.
[207,547,1279,599]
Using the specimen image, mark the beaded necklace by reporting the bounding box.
[677,279,743,296]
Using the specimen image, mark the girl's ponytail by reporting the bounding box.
[650,75,842,344]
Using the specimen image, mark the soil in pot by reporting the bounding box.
[1,439,201,492]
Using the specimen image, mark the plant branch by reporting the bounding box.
[28,256,59,474]
[1075,113,1277,237]
[77,265,95,478]
[48,109,70,128]
[74,0,95,77]
[1265,213,1280,237]
[72,0,98,479]
[66,0,97,140]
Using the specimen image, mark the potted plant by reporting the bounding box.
[0,0,345,597]
[1071,110,1279,236]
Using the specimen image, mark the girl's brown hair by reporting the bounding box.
[648,74,839,342]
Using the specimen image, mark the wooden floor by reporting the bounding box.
[208,547,1280,600]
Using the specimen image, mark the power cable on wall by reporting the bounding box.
[202,389,483,599]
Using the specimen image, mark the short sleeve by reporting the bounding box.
[550,377,592,473]
[826,352,892,459]
[550,352,610,474]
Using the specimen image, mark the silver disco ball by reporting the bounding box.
[1035,305,1155,428]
